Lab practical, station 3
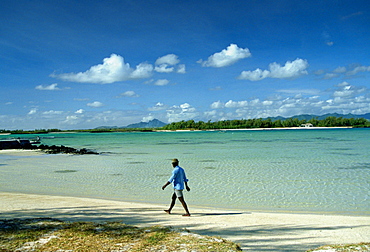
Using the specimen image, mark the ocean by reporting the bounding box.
[1,128,369,215]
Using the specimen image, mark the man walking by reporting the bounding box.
[162,158,191,216]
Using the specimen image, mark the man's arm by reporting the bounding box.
[162,181,171,190]
[185,181,190,191]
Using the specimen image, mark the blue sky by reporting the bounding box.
[1,0,370,130]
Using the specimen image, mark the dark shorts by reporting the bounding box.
[174,189,184,198]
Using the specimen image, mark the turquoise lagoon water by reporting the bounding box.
[0,128,369,215]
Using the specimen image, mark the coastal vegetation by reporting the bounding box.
[0,218,241,251]
[1,218,368,251]
[161,116,369,130]
[0,116,369,134]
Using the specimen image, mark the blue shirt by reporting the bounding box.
[168,166,188,190]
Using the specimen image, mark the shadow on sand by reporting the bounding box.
[1,205,366,252]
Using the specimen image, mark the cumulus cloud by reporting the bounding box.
[3,80,369,130]
[154,54,184,73]
[155,54,180,66]
[324,73,339,79]
[277,89,320,95]
[28,108,38,115]
[42,110,63,115]
[199,44,251,68]
[333,82,366,98]
[333,66,347,73]
[130,62,153,79]
[148,102,167,111]
[177,64,186,74]
[346,65,370,75]
[35,83,60,90]
[87,101,104,107]
[154,79,170,86]
[166,103,199,122]
[51,54,153,84]
[120,91,139,97]
[225,100,248,108]
[316,64,370,79]
[210,101,224,109]
[63,115,81,125]
[154,64,174,73]
[238,58,309,81]
[142,115,155,122]
[206,82,369,120]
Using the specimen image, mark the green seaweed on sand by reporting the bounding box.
[0,218,242,251]
[54,170,78,173]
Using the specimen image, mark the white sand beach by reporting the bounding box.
[1,192,369,251]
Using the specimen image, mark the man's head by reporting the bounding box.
[172,158,179,167]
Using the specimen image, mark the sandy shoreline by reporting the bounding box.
[1,192,369,251]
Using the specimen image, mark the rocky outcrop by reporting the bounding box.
[37,144,99,155]
[0,139,33,149]
[0,140,99,154]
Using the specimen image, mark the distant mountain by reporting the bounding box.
[94,119,167,130]
[266,113,370,121]
[94,126,119,129]
[125,119,167,129]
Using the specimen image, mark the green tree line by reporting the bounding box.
[0,128,63,134]
[1,116,369,134]
[161,116,370,130]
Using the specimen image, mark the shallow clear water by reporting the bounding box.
[1,128,369,215]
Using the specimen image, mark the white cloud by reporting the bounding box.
[238,58,309,81]
[155,54,180,66]
[154,64,174,73]
[333,84,365,98]
[225,100,248,108]
[199,44,251,68]
[63,115,80,125]
[262,101,273,106]
[154,79,170,86]
[42,110,63,115]
[333,66,347,73]
[154,54,184,74]
[207,82,369,119]
[238,68,270,81]
[338,81,350,87]
[35,83,60,90]
[166,103,199,122]
[316,64,370,79]
[87,101,104,107]
[177,64,186,74]
[210,101,224,109]
[51,54,153,84]
[142,115,155,122]
[28,108,37,115]
[277,89,321,95]
[130,62,153,79]
[323,73,339,79]
[346,65,370,75]
[148,102,167,111]
[120,91,139,97]
[2,79,370,130]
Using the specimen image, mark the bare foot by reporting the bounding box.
[182,213,191,217]
[164,210,171,214]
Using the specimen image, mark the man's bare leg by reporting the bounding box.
[178,196,190,216]
[164,192,177,214]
